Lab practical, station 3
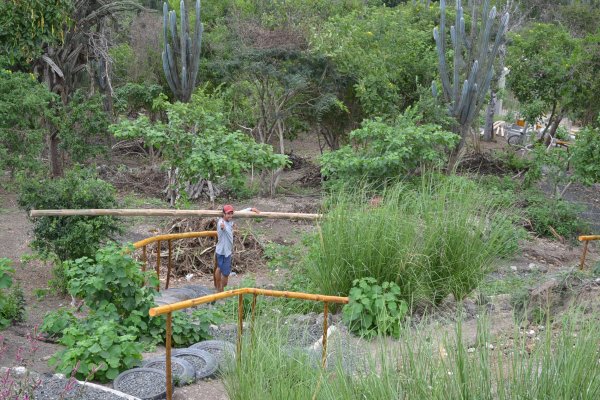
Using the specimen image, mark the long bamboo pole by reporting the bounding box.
[29,209,321,220]
[149,288,348,317]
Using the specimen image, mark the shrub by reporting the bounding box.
[524,190,588,239]
[572,122,600,185]
[307,175,517,306]
[342,277,408,338]
[46,244,222,381]
[18,167,122,261]
[0,258,25,329]
[321,112,459,187]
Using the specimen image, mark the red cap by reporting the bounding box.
[223,205,234,213]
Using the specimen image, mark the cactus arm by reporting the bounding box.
[163,50,179,97]
[434,0,452,101]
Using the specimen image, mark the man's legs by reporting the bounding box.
[213,255,220,291]
[215,254,232,293]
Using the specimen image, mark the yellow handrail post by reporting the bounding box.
[237,294,244,363]
[142,245,147,273]
[580,240,589,270]
[250,294,257,342]
[167,240,172,289]
[322,302,328,368]
[156,240,161,291]
[165,312,173,400]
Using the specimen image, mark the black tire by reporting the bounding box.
[172,348,219,379]
[142,356,196,386]
[113,368,172,400]
[189,340,236,371]
[507,134,522,146]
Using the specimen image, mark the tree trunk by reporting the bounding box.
[483,92,496,142]
[545,113,564,146]
[48,131,62,178]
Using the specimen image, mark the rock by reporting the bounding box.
[467,347,476,353]
[510,266,518,272]
[528,263,537,271]
[527,329,536,338]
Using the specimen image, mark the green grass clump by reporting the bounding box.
[223,311,600,400]
[307,175,517,306]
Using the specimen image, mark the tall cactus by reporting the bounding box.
[433,0,509,137]
[162,0,203,102]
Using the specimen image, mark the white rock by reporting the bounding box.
[467,347,476,353]
[185,273,194,281]
[510,266,518,272]
[528,263,537,270]
[527,329,536,337]
[486,343,495,350]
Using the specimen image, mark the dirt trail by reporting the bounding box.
[0,191,66,373]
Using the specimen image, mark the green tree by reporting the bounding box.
[0,70,57,178]
[0,0,72,67]
[312,5,438,119]
[111,87,288,204]
[18,167,122,261]
[506,23,580,142]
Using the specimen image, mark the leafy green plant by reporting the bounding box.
[0,257,25,330]
[65,243,156,316]
[110,87,287,204]
[0,69,56,178]
[321,112,459,186]
[46,243,218,380]
[18,167,122,262]
[342,277,408,338]
[50,318,143,381]
[524,190,587,239]
[572,121,600,185]
[40,308,77,340]
[169,309,223,347]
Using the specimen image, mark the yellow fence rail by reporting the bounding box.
[579,235,600,270]
[132,231,217,291]
[148,289,349,400]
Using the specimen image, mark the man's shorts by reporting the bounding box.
[216,254,232,277]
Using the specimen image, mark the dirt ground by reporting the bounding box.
[2,133,600,399]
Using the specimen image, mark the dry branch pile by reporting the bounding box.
[144,218,264,277]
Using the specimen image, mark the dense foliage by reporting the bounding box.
[111,87,288,197]
[308,176,517,305]
[45,243,222,381]
[18,168,122,261]
[572,120,600,184]
[342,277,408,338]
[0,70,56,177]
[0,258,25,330]
[321,111,459,185]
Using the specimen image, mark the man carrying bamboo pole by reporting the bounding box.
[214,204,260,292]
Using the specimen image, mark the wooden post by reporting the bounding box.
[250,294,257,343]
[166,312,173,400]
[322,302,328,368]
[142,245,147,273]
[166,240,172,289]
[580,240,589,270]
[156,240,161,291]
[237,294,244,363]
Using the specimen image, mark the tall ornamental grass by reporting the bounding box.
[308,175,517,305]
[223,312,600,400]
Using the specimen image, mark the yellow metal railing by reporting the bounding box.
[133,231,217,291]
[149,289,349,400]
[579,235,600,270]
